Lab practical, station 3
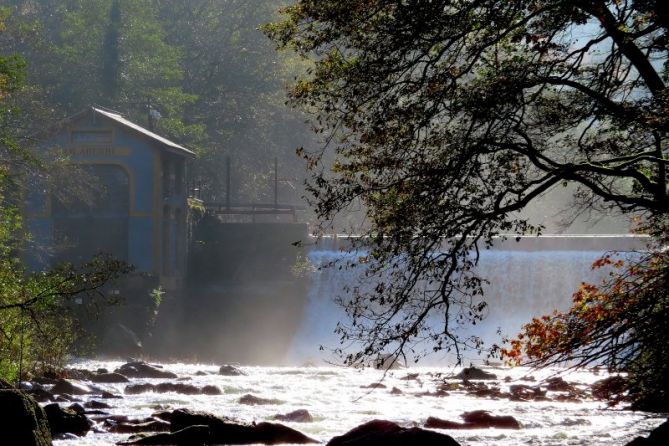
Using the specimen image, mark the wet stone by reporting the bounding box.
[273,409,314,423]
[219,364,246,376]
[114,362,178,379]
[239,394,284,405]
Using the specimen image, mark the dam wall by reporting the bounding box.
[160,219,648,364]
[288,235,648,364]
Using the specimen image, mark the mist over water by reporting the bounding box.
[51,235,664,446]
[287,238,632,365]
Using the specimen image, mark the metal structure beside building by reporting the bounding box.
[25,106,195,291]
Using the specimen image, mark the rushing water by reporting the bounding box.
[53,360,665,446]
[53,237,664,445]
[288,246,614,363]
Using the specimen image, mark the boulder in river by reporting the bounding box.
[170,408,318,444]
[91,372,129,383]
[117,424,210,445]
[51,379,92,396]
[591,375,627,401]
[425,411,521,430]
[273,409,314,423]
[509,384,548,401]
[543,377,577,392]
[108,419,171,434]
[461,410,521,429]
[327,419,461,446]
[25,383,55,402]
[0,389,52,446]
[239,394,284,405]
[219,364,246,376]
[85,400,112,410]
[125,382,222,395]
[114,362,177,379]
[44,403,91,436]
[100,390,123,399]
[454,367,497,380]
[201,385,222,395]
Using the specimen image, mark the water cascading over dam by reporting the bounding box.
[287,235,647,364]
[172,217,646,364]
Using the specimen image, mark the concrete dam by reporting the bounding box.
[159,216,646,365]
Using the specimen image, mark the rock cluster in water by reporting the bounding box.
[6,362,668,446]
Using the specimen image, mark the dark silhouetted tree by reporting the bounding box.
[265,1,668,368]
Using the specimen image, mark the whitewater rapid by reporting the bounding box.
[53,360,664,446]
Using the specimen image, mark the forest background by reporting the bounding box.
[0,0,315,211]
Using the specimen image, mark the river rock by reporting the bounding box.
[201,385,222,395]
[239,394,283,405]
[151,411,172,422]
[219,364,246,376]
[115,362,177,379]
[125,382,221,395]
[64,369,95,381]
[170,408,318,444]
[464,381,504,399]
[51,379,92,396]
[544,377,576,392]
[625,419,669,446]
[0,389,52,446]
[92,372,129,383]
[125,384,156,395]
[509,384,548,401]
[417,389,450,398]
[273,409,313,423]
[26,384,55,403]
[117,425,210,445]
[44,403,92,436]
[425,411,521,430]
[390,387,403,395]
[327,419,461,446]
[85,400,112,409]
[455,367,497,380]
[100,390,123,399]
[109,420,171,434]
[461,410,521,429]
[68,403,86,414]
[591,375,627,400]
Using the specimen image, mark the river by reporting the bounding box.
[52,360,665,446]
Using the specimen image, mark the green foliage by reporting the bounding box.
[0,15,131,383]
[266,0,669,368]
[149,285,165,309]
[1,0,315,205]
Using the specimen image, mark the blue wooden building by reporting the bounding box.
[25,106,195,290]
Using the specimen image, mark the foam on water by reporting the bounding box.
[55,239,663,445]
[53,360,665,446]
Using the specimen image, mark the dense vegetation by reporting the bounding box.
[1,9,131,383]
[0,0,315,382]
[1,0,314,205]
[266,0,669,404]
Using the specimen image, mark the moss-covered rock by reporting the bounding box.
[0,389,52,446]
